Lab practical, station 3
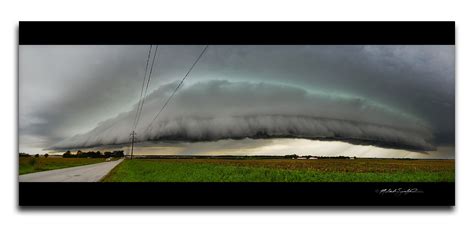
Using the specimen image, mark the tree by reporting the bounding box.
[63,150,72,158]
[104,151,112,158]
[44,153,49,158]
[76,150,83,157]
[19,153,31,157]
[85,151,95,158]
[112,150,124,158]
[34,154,39,158]
[284,154,298,159]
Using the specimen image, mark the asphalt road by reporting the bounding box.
[19,158,124,182]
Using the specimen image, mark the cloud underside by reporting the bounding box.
[50,80,434,151]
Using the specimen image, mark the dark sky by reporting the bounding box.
[19,45,454,156]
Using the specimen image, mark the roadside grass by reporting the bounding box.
[19,157,106,175]
[102,159,455,182]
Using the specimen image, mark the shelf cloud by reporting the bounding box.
[50,80,434,151]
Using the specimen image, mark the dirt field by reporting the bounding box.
[102,158,455,182]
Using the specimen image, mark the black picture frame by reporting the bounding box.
[18,21,455,206]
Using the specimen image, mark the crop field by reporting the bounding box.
[19,157,106,175]
[102,159,455,182]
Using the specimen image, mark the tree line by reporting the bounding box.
[62,150,124,158]
[19,153,48,158]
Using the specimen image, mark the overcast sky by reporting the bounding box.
[19,45,455,157]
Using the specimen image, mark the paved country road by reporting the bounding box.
[19,159,124,182]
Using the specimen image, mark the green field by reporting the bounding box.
[19,157,106,175]
[102,159,455,182]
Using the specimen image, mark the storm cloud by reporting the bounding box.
[50,80,433,151]
[19,45,454,155]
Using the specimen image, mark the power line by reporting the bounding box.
[134,45,159,130]
[129,45,158,159]
[134,45,158,130]
[146,45,209,132]
[132,45,153,131]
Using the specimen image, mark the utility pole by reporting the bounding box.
[130,131,136,159]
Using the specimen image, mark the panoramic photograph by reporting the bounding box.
[19,45,455,183]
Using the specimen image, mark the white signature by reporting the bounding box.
[376,188,424,196]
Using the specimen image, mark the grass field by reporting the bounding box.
[102,159,455,182]
[19,157,106,175]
